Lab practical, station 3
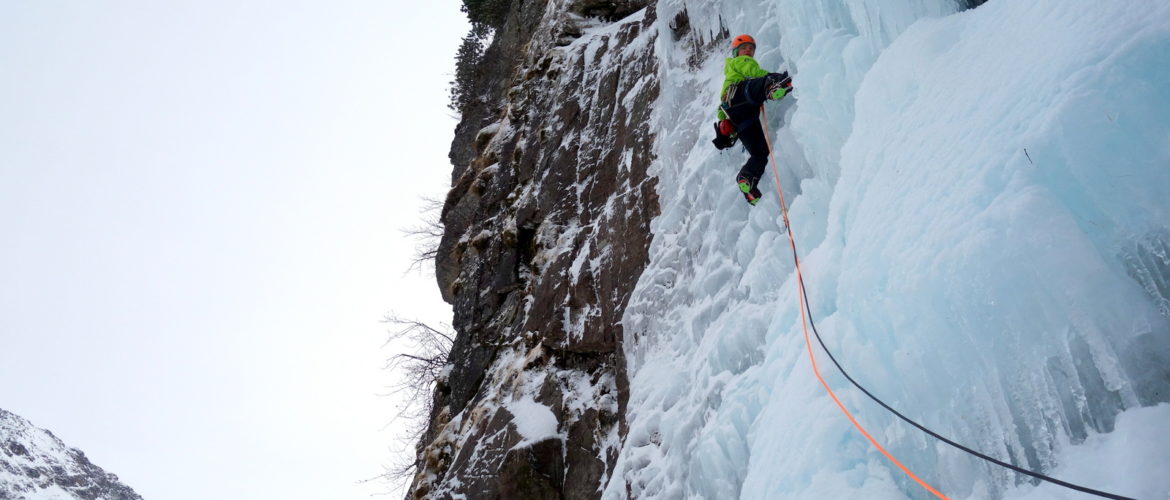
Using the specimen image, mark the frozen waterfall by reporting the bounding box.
[607,0,1170,498]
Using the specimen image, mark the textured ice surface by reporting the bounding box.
[607,0,1170,498]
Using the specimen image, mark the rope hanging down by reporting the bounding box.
[757,106,1134,500]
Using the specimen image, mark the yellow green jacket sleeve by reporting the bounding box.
[716,56,771,120]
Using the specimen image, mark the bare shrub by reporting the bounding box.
[403,196,445,274]
[377,314,455,489]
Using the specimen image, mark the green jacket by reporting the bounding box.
[717,55,771,120]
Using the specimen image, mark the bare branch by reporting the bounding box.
[403,196,445,274]
[379,312,456,494]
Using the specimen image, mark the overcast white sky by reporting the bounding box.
[0,2,465,498]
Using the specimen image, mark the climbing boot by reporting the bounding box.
[737,175,763,206]
[766,72,793,100]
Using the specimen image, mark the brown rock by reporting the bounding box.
[409,2,660,498]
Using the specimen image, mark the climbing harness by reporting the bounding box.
[758,106,1135,500]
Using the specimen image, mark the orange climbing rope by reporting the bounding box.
[758,106,949,500]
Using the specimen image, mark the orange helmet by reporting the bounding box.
[731,34,756,50]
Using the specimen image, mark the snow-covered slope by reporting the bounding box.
[0,408,141,500]
[609,0,1170,499]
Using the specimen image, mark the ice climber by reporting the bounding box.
[711,34,793,206]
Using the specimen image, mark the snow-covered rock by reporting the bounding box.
[412,0,658,498]
[0,408,141,500]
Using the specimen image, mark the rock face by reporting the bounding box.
[410,0,660,498]
[0,408,142,500]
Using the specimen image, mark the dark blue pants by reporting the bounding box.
[727,74,784,181]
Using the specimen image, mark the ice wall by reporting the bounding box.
[608,0,1170,498]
